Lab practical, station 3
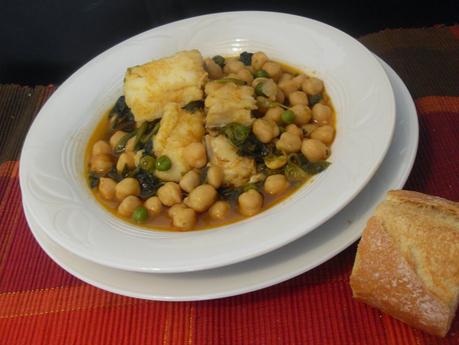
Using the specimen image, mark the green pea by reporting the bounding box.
[281,110,295,124]
[139,155,156,173]
[254,70,269,78]
[156,155,172,171]
[132,206,148,223]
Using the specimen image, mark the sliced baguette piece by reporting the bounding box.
[350,190,459,337]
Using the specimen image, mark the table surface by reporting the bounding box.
[0,25,458,345]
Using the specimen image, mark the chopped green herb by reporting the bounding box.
[139,155,156,173]
[255,82,266,97]
[215,78,246,85]
[284,161,309,181]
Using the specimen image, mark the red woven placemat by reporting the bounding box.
[0,26,459,344]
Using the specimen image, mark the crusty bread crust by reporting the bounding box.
[350,190,459,337]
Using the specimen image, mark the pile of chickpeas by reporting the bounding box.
[90,133,233,228]
[204,52,334,162]
[88,51,335,230]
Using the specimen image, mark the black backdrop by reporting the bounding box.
[1,0,458,85]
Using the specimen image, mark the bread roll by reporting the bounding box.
[350,190,459,337]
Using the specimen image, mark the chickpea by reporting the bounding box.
[98,177,117,200]
[276,132,302,153]
[116,152,135,172]
[168,203,187,218]
[115,177,140,201]
[109,130,127,149]
[171,206,197,229]
[288,91,309,106]
[118,195,142,217]
[157,182,182,206]
[264,155,288,169]
[251,52,268,70]
[264,174,290,195]
[290,104,312,125]
[178,170,200,193]
[90,154,113,174]
[286,124,303,139]
[184,142,207,168]
[276,89,285,103]
[184,184,217,212]
[125,136,136,152]
[279,73,293,83]
[134,150,143,167]
[262,61,282,80]
[207,166,224,189]
[245,65,255,74]
[312,103,332,125]
[253,118,279,143]
[278,79,298,96]
[92,140,111,156]
[238,189,263,216]
[204,58,223,79]
[237,68,254,84]
[302,124,318,137]
[311,125,335,145]
[224,60,245,74]
[264,106,283,124]
[256,96,270,114]
[302,77,324,95]
[144,196,163,216]
[301,139,330,162]
[292,74,307,88]
[208,201,230,220]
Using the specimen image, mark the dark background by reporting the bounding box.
[1,0,458,85]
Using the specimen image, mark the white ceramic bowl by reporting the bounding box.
[20,11,395,273]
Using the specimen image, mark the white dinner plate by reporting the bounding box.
[23,59,418,301]
[20,11,395,273]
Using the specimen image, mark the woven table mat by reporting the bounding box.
[0,25,458,345]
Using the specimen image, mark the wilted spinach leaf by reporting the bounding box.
[222,123,250,146]
[212,55,225,68]
[308,94,322,107]
[239,51,253,66]
[88,172,100,189]
[109,96,136,132]
[134,169,163,199]
[237,134,272,163]
[182,100,204,113]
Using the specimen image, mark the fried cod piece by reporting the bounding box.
[154,103,205,182]
[205,134,256,187]
[204,81,257,128]
[124,50,207,122]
